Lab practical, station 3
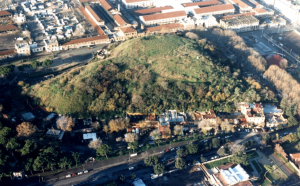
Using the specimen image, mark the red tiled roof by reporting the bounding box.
[134,6,173,15]
[253,7,268,13]
[142,11,187,22]
[182,0,221,7]
[0,49,15,56]
[124,0,149,3]
[79,5,105,35]
[232,0,249,9]
[86,5,104,23]
[194,4,234,15]
[0,24,17,32]
[266,55,283,66]
[290,153,300,159]
[146,23,183,32]
[0,10,11,16]
[62,35,109,46]
[120,27,137,33]
[114,14,127,26]
[99,0,113,11]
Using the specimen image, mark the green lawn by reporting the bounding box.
[247,150,259,159]
[204,158,231,169]
[252,160,262,173]
[258,162,288,186]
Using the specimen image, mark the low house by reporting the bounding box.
[290,153,300,164]
[241,103,265,127]
[0,49,16,60]
[0,10,12,18]
[264,103,287,128]
[120,27,137,38]
[21,112,35,121]
[0,24,18,33]
[15,42,31,57]
[46,128,64,141]
[83,132,98,142]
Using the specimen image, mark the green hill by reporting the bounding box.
[29,35,263,118]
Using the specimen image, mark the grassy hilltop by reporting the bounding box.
[29,35,262,118]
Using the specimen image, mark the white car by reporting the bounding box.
[176,147,180,150]
[66,174,71,178]
[139,144,144,147]
[211,157,215,160]
[129,167,134,170]
[84,170,88,173]
[158,173,163,177]
[78,171,83,175]
[160,151,165,153]
[170,148,175,151]
[151,174,158,179]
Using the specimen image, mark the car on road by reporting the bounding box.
[139,144,144,147]
[160,150,165,153]
[158,173,163,177]
[66,174,71,178]
[176,147,180,150]
[72,173,76,177]
[151,174,158,179]
[84,170,88,173]
[129,167,134,170]
[211,157,215,160]
[170,148,175,151]
[215,155,219,158]
[78,171,83,175]
[165,149,170,152]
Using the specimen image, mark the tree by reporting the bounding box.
[175,158,186,170]
[186,143,198,154]
[124,133,139,143]
[277,124,283,130]
[0,124,11,145]
[173,125,183,135]
[30,60,40,69]
[91,121,101,131]
[119,174,126,182]
[42,59,53,67]
[0,66,11,75]
[16,122,37,138]
[262,134,273,145]
[57,116,75,131]
[264,165,273,172]
[72,152,80,167]
[288,116,298,127]
[200,154,206,163]
[59,157,69,169]
[96,144,112,159]
[88,139,102,150]
[131,173,136,180]
[144,155,159,166]
[230,153,249,166]
[176,148,185,157]
[149,129,161,140]
[154,163,165,174]
[25,158,34,175]
[164,128,171,138]
[20,139,36,156]
[33,156,46,173]
[129,141,139,153]
[108,118,130,133]
[212,138,220,149]
[6,137,20,150]
[103,125,109,134]
[217,146,229,156]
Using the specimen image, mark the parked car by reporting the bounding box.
[66,174,71,178]
[176,147,180,150]
[139,144,143,147]
[165,149,170,152]
[129,167,134,170]
[160,151,165,153]
[170,148,175,151]
[78,171,83,175]
[84,170,88,173]
[151,174,158,179]
[211,157,215,160]
[72,173,76,177]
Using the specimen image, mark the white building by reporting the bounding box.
[220,15,259,32]
[15,42,31,56]
[194,15,218,28]
[240,103,265,126]
[193,4,235,17]
[140,10,187,26]
[14,13,26,23]
[261,0,300,24]
[220,164,250,185]
[122,0,153,9]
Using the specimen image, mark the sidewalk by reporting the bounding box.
[248,151,263,177]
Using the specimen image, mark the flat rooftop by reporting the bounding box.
[222,15,259,26]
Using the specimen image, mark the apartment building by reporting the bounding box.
[0,49,16,60]
[140,10,187,26]
[193,4,235,16]
[15,42,31,56]
[195,15,218,28]
[240,103,265,126]
[44,38,60,52]
[220,15,259,32]
[62,35,110,50]
[122,0,153,9]
[120,27,137,37]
